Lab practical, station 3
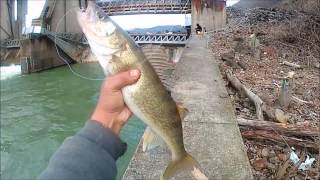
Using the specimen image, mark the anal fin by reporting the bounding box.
[142,126,165,152]
[176,103,189,120]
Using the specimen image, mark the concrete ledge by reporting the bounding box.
[123,36,253,179]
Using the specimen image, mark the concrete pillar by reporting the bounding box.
[191,0,226,32]
[0,0,27,39]
[15,0,27,38]
[0,0,13,40]
[48,0,81,33]
[66,0,82,33]
[50,0,66,32]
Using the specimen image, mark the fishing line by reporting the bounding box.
[53,1,191,80]
[54,6,104,81]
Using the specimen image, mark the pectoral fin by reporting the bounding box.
[142,126,165,152]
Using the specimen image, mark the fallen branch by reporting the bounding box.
[226,69,264,120]
[241,130,319,152]
[221,51,245,70]
[237,118,320,137]
[292,96,313,105]
[282,61,302,68]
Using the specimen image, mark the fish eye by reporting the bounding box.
[95,11,105,20]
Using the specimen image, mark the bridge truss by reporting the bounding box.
[130,33,187,45]
[97,0,191,15]
[1,31,188,49]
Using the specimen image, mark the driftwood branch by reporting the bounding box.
[282,61,302,68]
[292,96,313,104]
[237,118,320,137]
[241,130,319,152]
[226,69,264,120]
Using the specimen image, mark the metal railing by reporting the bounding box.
[97,0,191,15]
[1,31,188,49]
[1,39,21,48]
[129,33,188,44]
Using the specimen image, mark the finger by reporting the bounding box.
[118,107,132,125]
[114,107,132,134]
[106,69,140,90]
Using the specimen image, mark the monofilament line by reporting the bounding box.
[54,6,104,81]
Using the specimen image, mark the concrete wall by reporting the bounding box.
[19,36,70,73]
[165,46,185,63]
[191,1,227,32]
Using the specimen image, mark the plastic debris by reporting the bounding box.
[289,151,300,165]
[298,155,315,171]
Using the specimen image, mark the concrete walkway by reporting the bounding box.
[123,36,253,179]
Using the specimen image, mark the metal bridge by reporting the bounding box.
[1,31,188,49]
[1,39,21,48]
[97,0,191,15]
[130,33,187,45]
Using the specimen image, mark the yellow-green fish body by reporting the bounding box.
[78,2,200,179]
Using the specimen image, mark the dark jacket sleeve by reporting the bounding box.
[38,120,127,180]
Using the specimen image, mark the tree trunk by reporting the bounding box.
[241,130,319,152]
[237,118,320,137]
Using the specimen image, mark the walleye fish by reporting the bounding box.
[78,2,202,179]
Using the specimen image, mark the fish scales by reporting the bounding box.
[78,2,204,179]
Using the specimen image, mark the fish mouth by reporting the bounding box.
[77,1,125,75]
[77,1,116,37]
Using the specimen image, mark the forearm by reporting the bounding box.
[38,121,127,180]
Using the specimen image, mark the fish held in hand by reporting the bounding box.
[78,2,205,179]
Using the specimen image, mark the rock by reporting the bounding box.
[242,108,250,113]
[250,147,257,153]
[221,51,235,62]
[261,148,269,157]
[267,163,276,170]
[253,158,268,171]
[275,108,289,124]
[277,153,288,161]
[269,150,276,157]
[258,176,268,180]
[269,156,280,164]
[246,8,296,25]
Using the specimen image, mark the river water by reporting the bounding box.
[0,63,145,179]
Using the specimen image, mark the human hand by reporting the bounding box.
[91,69,140,135]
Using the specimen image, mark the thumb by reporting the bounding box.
[106,69,140,91]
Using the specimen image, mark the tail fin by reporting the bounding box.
[161,153,207,180]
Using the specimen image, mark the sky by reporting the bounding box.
[26,0,46,27]
[25,0,240,30]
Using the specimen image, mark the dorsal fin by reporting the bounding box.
[141,45,175,91]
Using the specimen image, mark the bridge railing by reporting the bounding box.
[1,39,21,48]
[1,31,188,49]
[97,0,191,15]
[129,33,188,44]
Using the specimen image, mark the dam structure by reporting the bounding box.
[0,0,253,179]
